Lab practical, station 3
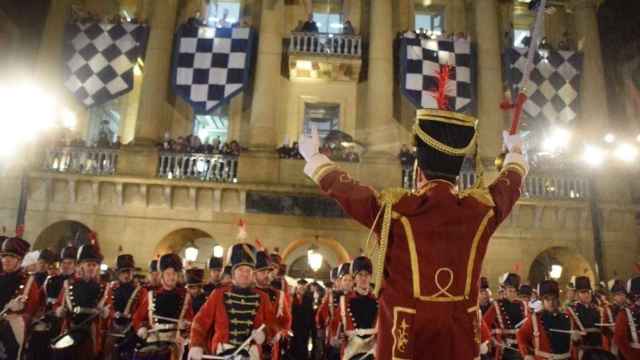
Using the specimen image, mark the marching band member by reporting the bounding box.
[484,273,529,360]
[103,254,143,360]
[479,277,494,316]
[254,250,291,360]
[132,253,193,360]
[0,236,41,359]
[337,256,378,360]
[147,259,161,290]
[317,267,341,360]
[26,248,59,360]
[53,243,109,360]
[516,280,576,360]
[614,276,640,359]
[186,267,207,314]
[203,256,223,297]
[188,243,270,360]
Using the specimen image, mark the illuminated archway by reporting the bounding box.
[34,220,91,252]
[281,237,351,266]
[154,228,216,268]
[528,246,595,298]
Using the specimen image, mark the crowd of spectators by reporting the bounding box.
[159,133,244,156]
[277,141,360,163]
[293,14,357,35]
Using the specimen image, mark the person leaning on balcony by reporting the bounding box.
[302,13,319,33]
[298,103,528,359]
[343,20,355,35]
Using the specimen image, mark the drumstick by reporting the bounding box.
[153,315,191,325]
[595,323,615,327]
[549,329,586,335]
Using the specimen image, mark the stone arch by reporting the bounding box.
[527,246,596,291]
[281,237,351,267]
[154,228,216,268]
[34,220,92,252]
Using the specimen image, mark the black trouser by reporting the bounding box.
[0,320,20,360]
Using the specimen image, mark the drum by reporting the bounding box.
[51,326,91,350]
[216,347,250,360]
[582,348,617,360]
[133,343,175,360]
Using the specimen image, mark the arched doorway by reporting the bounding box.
[155,228,217,268]
[288,255,332,282]
[34,220,91,252]
[528,247,595,295]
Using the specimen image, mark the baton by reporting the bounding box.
[202,324,266,359]
[549,329,585,335]
[153,315,191,325]
[595,323,615,327]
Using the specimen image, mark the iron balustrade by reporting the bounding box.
[44,147,118,175]
[288,32,362,57]
[158,152,238,183]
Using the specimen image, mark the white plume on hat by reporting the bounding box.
[22,250,40,268]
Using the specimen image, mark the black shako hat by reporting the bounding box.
[350,256,372,275]
[338,262,351,278]
[538,280,560,298]
[60,245,78,261]
[38,248,58,264]
[414,109,477,182]
[116,254,135,271]
[186,268,205,286]
[227,243,256,270]
[159,253,182,272]
[500,273,521,289]
[208,256,223,270]
[574,276,592,291]
[77,244,103,263]
[255,250,272,271]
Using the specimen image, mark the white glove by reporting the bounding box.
[503,131,524,154]
[298,126,320,162]
[571,331,583,342]
[187,346,203,360]
[137,327,149,340]
[252,329,265,345]
[524,355,535,360]
[480,342,489,355]
[7,298,24,312]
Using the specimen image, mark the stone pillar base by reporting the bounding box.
[116,145,159,178]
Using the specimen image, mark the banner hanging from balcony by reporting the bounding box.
[172,24,256,114]
[63,22,149,107]
[504,47,583,124]
[399,35,475,113]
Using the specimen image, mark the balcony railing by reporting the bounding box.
[158,152,238,183]
[44,147,118,175]
[288,32,362,57]
[403,170,590,201]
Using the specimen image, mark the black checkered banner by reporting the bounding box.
[172,24,256,114]
[63,22,149,107]
[400,36,474,112]
[505,47,583,124]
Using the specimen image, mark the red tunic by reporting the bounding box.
[516,311,576,360]
[0,270,41,358]
[337,290,378,359]
[565,301,612,357]
[309,160,524,360]
[189,285,271,356]
[614,305,640,359]
[257,286,292,360]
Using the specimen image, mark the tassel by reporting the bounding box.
[431,64,454,110]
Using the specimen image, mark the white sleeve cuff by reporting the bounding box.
[303,154,334,181]
[503,152,528,177]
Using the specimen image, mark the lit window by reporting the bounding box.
[193,106,229,145]
[415,8,444,35]
[304,102,340,139]
[513,29,531,47]
[87,98,121,147]
[312,0,344,34]
[206,1,241,28]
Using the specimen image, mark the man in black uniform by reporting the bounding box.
[484,273,529,360]
[53,243,109,360]
[202,256,223,297]
[103,254,143,360]
[186,267,207,314]
[337,256,378,360]
[291,279,315,360]
[33,249,57,287]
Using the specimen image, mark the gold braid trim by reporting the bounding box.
[413,122,477,156]
[502,163,527,178]
[366,188,409,297]
[311,163,339,184]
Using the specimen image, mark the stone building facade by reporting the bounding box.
[0,0,637,291]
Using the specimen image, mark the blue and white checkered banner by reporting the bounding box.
[172,24,256,114]
[63,22,148,107]
[400,36,475,113]
[505,47,583,124]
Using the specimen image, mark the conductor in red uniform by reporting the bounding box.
[298,106,527,360]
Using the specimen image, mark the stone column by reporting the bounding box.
[364,0,397,153]
[446,0,467,35]
[132,0,178,144]
[247,0,283,151]
[473,0,504,159]
[573,0,608,136]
